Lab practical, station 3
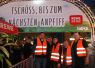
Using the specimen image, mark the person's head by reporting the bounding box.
[21,40,26,45]
[26,39,31,43]
[47,37,52,43]
[53,37,58,44]
[63,40,69,48]
[73,32,80,40]
[39,32,45,39]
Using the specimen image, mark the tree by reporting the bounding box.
[0,46,12,68]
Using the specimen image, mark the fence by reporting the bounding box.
[10,55,34,68]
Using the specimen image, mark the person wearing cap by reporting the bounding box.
[33,32,48,68]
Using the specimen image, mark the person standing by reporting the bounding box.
[50,37,62,68]
[71,32,89,68]
[61,40,72,68]
[23,38,32,59]
[34,33,48,68]
[46,36,53,68]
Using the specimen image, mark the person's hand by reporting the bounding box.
[21,55,24,60]
[58,63,60,68]
[85,59,89,65]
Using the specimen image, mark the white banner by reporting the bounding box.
[0,1,90,28]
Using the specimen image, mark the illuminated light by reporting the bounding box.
[4,1,7,3]
[80,38,83,39]
[70,38,75,41]
[60,43,63,46]
[70,38,83,41]
[33,0,44,5]
[31,41,34,45]
[23,38,26,40]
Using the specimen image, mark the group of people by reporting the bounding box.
[0,32,90,68]
[33,32,89,68]
[0,37,33,67]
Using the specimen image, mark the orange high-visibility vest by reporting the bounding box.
[51,43,60,62]
[66,39,87,65]
[71,39,87,57]
[35,37,47,55]
[66,45,72,65]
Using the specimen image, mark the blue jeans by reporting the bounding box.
[35,57,47,68]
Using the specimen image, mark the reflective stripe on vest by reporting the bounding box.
[35,37,47,55]
[36,46,47,48]
[66,56,72,64]
[61,55,64,64]
[51,56,59,59]
[35,50,46,52]
[51,43,60,62]
[51,53,59,56]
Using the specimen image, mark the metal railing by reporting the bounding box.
[9,50,95,68]
[10,55,33,68]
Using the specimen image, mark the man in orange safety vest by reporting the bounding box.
[34,32,48,68]
[71,32,89,68]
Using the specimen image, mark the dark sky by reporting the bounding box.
[83,0,95,8]
[82,0,95,14]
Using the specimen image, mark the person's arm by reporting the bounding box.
[46,42,50,57]
[82,39,89,64]
[58,46,62,67]
[32,39,37,54]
